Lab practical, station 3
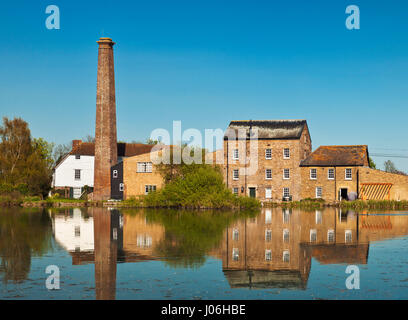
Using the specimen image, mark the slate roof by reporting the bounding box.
[300,145,369,167]
[70,142,155,157]
[223,120,308,140]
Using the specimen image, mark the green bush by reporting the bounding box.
[144,164,260,210]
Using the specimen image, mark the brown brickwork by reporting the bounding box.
[93,38,118,201]
[223,121,312,201]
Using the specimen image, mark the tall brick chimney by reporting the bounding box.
[93,38,118,201]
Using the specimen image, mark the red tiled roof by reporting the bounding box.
[70,142,155,157]
[300,145,369,167]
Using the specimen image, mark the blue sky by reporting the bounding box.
[0,0,407,171]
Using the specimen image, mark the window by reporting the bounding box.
[316,187,322,199]
[265,209,272,224]
[233,169,239,180]
[137,234,152,248]
[232,229,239,241]
[310,229,317,243]
[327,229,335,243]
[310,168,317,180]
[345,230,352,243]
[265,250,272,261]
[345,168,352,180]
[265,187,272,199]
[145,185,156,195]
[315,210,322,224]
[265,149,272,160]
[283,148,290,159]
[74,226,80,237]
[137,162,153,173]
[283,168,290,180]
[233,149,239,160]
[75,154,80,160]
[119,183,124,192]
[328,168,335,180]
[265,229,272,242]
[113,170,118,178]
[232,248,239,261]
[233,187,239,195]
[283,209,291,223]
[74,169,81,180]
[283,250,290,262]
[283,229,290,243]
[283,187,290,198]
[265,169,272,180]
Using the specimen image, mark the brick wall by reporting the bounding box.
[223,129,311,201]
[359,167,408,201]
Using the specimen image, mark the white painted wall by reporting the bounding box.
[53,208,94,252]
[53,155,95,188]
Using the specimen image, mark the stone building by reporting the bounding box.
[299,145,369,201]
[223,120,312,201]
[300,145,408,201]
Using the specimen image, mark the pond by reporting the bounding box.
[1,207,408,299]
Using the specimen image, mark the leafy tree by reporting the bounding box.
[384,160,407,175]
[368,157,376,169]
[0,117,54,197]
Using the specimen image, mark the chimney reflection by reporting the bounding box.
[93,208,123,300]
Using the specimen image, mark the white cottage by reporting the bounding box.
[52,140,154,198]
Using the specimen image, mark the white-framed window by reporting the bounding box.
[233,169,239,180]
[265,187,272,199]
[265,229,272,242]
[316,187,322,199]
[283,250,290,262]
[327,229,335,243]
[283,229,290,243]
[232,149,239,160]
[265,209,272,224]
[265,149,272,160]
[113,170,118,178]
[328,168,335,180]
[74,169,81,180]
[232,229,239,241]
[283,148,290,159]
[137,162,153,173]
[315,210,322,224]
[310,229,317,243]
[345,230,352,243]
[74,226,80,237]
[119,183,124,192]
[137,234,152,248]
[283,187,290,198]
[345,168,352,180]
[75,154,80,160]
[265,249,272,261]
[233,187,239,195]
[283,168,290,180]
[283,209,290,223]
[310,168,317,180]
[232,248,239,261]
[144,185,156,195]
[265,169,272,180]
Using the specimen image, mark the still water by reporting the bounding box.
[1,207,408,300]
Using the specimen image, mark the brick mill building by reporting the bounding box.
[223,120,312,201]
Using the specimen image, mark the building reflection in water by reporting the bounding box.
[51,207,408,298]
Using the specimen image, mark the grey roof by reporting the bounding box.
[223,120,308,140]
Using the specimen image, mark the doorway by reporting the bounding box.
[249,187,256,198]
[340,188,348,201]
